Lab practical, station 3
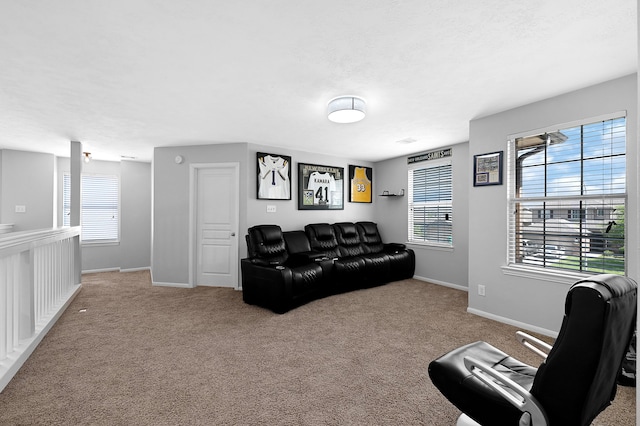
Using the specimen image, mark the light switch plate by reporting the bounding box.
[266,205,276,213]
[15,205,26,213]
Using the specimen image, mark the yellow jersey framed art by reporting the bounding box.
[348,165,372,203]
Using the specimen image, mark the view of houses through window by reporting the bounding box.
[508,115,626,275]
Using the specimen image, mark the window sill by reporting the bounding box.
[501,264,591,285]
[406,242,454,252]
[81,240,120,248]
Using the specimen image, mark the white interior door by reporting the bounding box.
[193,163,239,288]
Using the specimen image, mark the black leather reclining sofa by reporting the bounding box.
[241,221,415,313]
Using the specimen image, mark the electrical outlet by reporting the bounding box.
[478,285,486,296]
[15,205,26,213]
[266,205,276,213]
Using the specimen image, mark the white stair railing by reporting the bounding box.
[0,227,81,392]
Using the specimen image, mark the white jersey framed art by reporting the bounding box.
[257,152,291,200]
[297,162,344,210]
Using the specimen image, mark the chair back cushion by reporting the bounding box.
[333,222,365,257]
[531,274,637,425]
[246,225,288,264]
[283,230,311,254]
[305,223,340,258]
[356,221,384,254]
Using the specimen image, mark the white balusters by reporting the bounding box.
[0,227,81,392]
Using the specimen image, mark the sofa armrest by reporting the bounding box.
[384,243,407,252]
[463,356,548,426]
[241,259,293,313]
[289,251,329,264]
[249,258,283,267]
[516,331,552,359]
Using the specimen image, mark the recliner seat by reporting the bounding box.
[332,222,390,287]
[242,225,325,313]
[356,221,415,281]
[305,223,367,291]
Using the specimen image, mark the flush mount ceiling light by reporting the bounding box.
[327,96,366,123]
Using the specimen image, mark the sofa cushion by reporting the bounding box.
[356,221,385,254]
[333,222,365,257]
[283,230,312,254]
[290,263,324,296]
[247,225,288,265]
[305,223,340,258]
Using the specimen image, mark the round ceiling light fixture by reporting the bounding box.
[327,96,366,123]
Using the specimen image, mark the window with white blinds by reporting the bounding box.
[508,114,626,275]
[408,160,452,246]
[63,174,120,242]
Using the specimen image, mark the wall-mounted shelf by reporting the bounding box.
[379,189,405,197]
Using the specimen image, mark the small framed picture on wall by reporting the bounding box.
[257,152,291,200]
[473,151,503,186]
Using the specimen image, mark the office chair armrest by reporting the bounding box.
[516,331,552,359]
[464,356,548,426]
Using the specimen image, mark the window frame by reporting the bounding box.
[63,172,121,244]
[407,158,453,248]
[504,111,627,279]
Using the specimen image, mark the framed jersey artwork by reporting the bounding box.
[257,152,292,200]
[348,165,372,203]
[297,162,344,210]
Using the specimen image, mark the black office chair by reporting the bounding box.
[428,274,637,426]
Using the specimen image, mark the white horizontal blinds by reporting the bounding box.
[509,116,626,274]
[408,161,452,245]
[62,174,71,226]
[81,175,119,241]
[63,173,119,242]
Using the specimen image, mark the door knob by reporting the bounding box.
[231,232,236,236]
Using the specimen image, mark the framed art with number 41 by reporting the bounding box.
[298,162,344,210]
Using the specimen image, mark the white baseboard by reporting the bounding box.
[151,280,191,288]
[411,276,558,337]
[120,266,150,273]
[466,307,559,338]
[413,275,469,292]
[149,269,191,288]
[82,267,150,274]
[81,267,120,274]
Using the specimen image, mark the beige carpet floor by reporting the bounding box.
[0,270,635,425]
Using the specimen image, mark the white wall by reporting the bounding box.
[0,150,55,231]
[0,151,3,217]
[152,143,249,285]
[373,142,470,289]
[636,16,639,420]
[57,157,152,272]
[246,144,376,232]
[152,142,377,286]
[120,161,152,271]
[468,74,638,334]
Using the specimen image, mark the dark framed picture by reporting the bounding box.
[474,151,503,186]
[298,163,344,210]
[348,165,372,203]
[257,152,291,200]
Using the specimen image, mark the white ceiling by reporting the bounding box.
[0,1,636,163]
